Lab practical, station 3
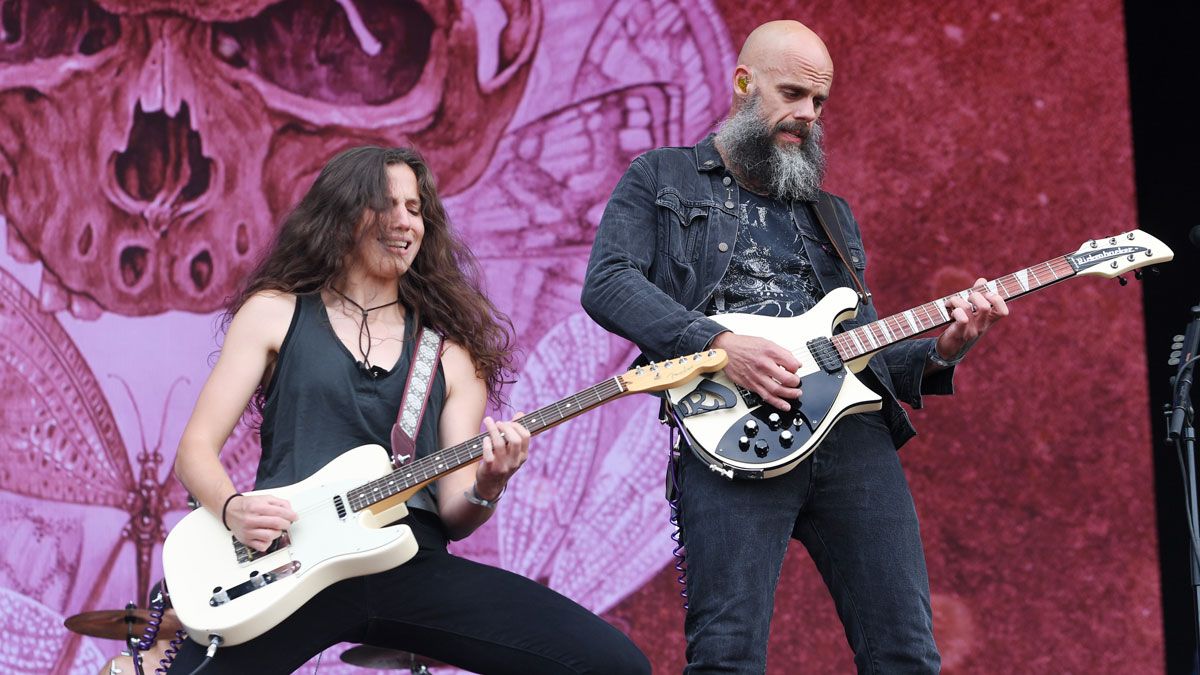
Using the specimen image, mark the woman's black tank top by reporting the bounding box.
[256,293,446,513]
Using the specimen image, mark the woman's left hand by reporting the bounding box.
[474,413,531,500]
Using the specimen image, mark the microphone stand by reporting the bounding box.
[1167,304,1200,657]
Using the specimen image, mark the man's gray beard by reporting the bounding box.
[715,96,826,202]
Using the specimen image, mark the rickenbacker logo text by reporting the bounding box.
[1071,246,1142,265]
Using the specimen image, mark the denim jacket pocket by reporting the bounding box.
[799,230,868,294]
[656,189,709,263]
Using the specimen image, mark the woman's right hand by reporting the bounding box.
[225,494,298,552]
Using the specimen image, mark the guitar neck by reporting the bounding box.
[345,376,628,512]
[833,254,1077,362]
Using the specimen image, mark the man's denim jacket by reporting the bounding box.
[581,134,954,449]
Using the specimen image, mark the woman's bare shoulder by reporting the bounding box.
[228,291,299,350]
[439,339,485,395]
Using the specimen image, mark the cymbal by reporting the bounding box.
[64,608,182,641]
[341,645,445,670]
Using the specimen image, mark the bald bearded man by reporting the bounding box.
[582,20,1006,674]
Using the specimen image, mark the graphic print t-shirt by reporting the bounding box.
[708,191,822,318]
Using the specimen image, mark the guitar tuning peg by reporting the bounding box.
[1117,275,1128,286]
[1134,269,1144,281]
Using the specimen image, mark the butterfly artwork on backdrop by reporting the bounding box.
[440,0,734,615]
[0,588,109,674]
[0,1,736,668]
[0,266,262,671]
[444,0,734,344]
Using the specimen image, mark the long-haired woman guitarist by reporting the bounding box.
[169,146,649,674]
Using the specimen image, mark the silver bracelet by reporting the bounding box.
[464,482,505,509]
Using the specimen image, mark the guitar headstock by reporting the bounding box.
[620,349,729,393]
[1067,230,1174,278]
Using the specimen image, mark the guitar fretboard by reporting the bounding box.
[345,377,627,512]
[831,255,1077,361]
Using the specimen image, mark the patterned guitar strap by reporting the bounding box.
[389,325,444,468]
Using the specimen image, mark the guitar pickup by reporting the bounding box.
[806,337,844,373]
[234,532,290,564]
[737,385,763,409]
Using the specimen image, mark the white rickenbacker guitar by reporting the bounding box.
[162,349,727,647]
[666,229,1173,480]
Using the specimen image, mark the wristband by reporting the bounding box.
[221,492,244,531]
[464,482,504,509]
[929,344,967,369]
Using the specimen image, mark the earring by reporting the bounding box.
[738,77,749,92]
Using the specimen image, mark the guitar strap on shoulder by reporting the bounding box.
[807,192,872,306]
[390,325,444,468]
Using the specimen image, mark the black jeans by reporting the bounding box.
[166,510,649,674]
[677,412,941,674]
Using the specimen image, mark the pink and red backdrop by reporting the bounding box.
[0,0,1161,673]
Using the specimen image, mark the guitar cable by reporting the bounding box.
[666,413,690,610]
[183,635,224,675]
[1170,354,1200,567]
[157,632,186,675]
[1174,434,1200,566]
[131,580,190,675]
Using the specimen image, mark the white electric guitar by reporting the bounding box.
[162,349,727,647]
[665,229,1173,479]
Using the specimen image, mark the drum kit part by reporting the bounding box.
[340,644,445,673]
[64,607,183,642]
[65,604,182,675]
[64,606,443,673]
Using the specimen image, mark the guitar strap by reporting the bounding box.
[390,325,444,468]
[807,192,872,306]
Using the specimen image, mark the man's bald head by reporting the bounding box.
[737,20,833,80]
[724,20,833,143]
[714,20,832,200]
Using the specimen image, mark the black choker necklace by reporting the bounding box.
[332,289,401,375]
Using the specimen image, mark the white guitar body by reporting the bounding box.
[161,350,732,647]
[162,444,418,646]
[665,230,1174,479]
[666,287,882,479]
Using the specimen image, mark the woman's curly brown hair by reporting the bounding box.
[224,146,515,404]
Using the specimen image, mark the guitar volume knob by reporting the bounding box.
[754,439,770,458]
[738,436,750,451]
[744,420,759,437]
[767,412,781,430]
[779,430,794,447]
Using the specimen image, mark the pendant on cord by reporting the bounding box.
[333,289,400,376]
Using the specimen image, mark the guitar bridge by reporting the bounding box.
[209,560,302,607]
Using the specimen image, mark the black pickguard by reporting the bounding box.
[710,368,847,466]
